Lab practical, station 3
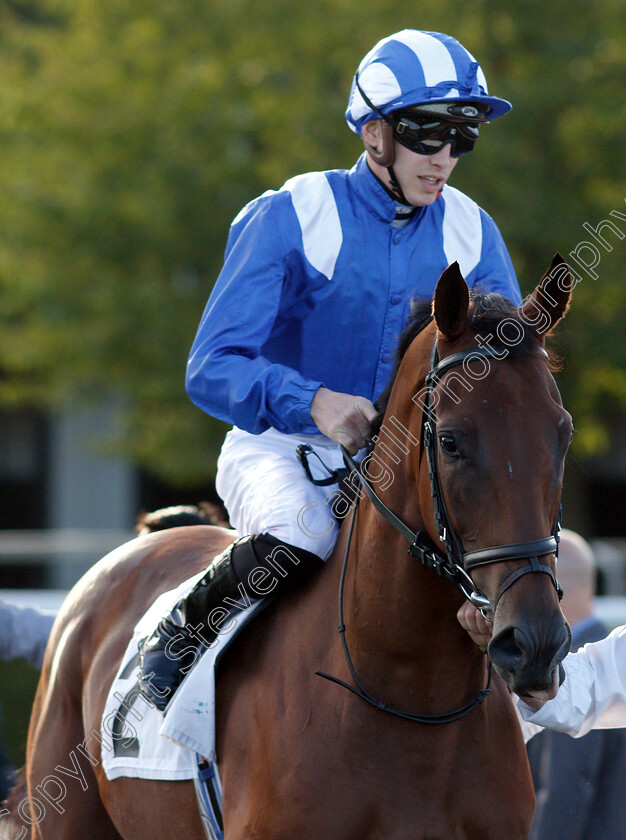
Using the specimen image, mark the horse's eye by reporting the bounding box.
[438,433,459,456]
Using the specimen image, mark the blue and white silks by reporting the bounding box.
[345,29,512,134]
[186,154,521,437]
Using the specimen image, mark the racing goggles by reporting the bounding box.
[391,112,480,158]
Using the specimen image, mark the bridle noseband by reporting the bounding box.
[315,334,563,724]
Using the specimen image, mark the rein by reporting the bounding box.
[316,494,493,724]
[314,335,563,724]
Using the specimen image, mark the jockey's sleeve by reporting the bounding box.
[185,172,523,436]
[186,191,324,436]
[465,210,522,305]
[517,625,626,737]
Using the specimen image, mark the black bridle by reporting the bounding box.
[420,338,562,611]
[315,336,563,724]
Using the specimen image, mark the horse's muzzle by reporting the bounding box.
[487,617,571,698]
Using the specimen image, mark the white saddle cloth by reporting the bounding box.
[102,568,262,781]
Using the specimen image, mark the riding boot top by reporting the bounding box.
[138,534,323,711]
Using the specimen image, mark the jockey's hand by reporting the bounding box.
[457,601,493,652]
[311,387,379,455]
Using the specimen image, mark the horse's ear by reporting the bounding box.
[521,253,572,338]
[433,261,470,341]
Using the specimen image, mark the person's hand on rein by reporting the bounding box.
[457,601,550,710]
[311,387,379,455]
[456,601,493,652]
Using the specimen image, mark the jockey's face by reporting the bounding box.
[363,119,458,207]
[390,138,458,206]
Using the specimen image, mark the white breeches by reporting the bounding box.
[215,426,346,560]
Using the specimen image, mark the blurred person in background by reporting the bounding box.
[525,530,626,840]
[0,599,56,669]
[0,598,56,800]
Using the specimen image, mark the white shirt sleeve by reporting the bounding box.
[0,600,56,668]
[516,625,626,737]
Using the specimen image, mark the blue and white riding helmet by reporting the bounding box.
[346,29,512,137]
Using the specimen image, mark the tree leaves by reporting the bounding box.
[0,0,623,483]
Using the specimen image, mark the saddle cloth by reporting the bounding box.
[102,567,263,782]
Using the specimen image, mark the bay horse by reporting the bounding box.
[24,257,573,840]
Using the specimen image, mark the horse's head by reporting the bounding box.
[422,254,573,700]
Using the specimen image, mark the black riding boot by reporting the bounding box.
[138,533,324,711]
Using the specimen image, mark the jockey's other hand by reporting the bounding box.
[311,387,378,455]
[457,601,493,652]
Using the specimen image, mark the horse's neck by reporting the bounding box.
[341,373,485,708]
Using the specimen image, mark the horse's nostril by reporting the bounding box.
[488,626,526,673]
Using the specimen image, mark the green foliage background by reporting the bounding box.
[0,659,39,767]
[0,0,624,484]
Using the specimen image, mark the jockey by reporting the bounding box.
[139,29,522,710]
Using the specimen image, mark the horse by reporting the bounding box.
[23,256,573,840]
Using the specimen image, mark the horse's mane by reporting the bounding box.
[374,292,559,420]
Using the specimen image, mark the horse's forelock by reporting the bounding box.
[467,293,561,370]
